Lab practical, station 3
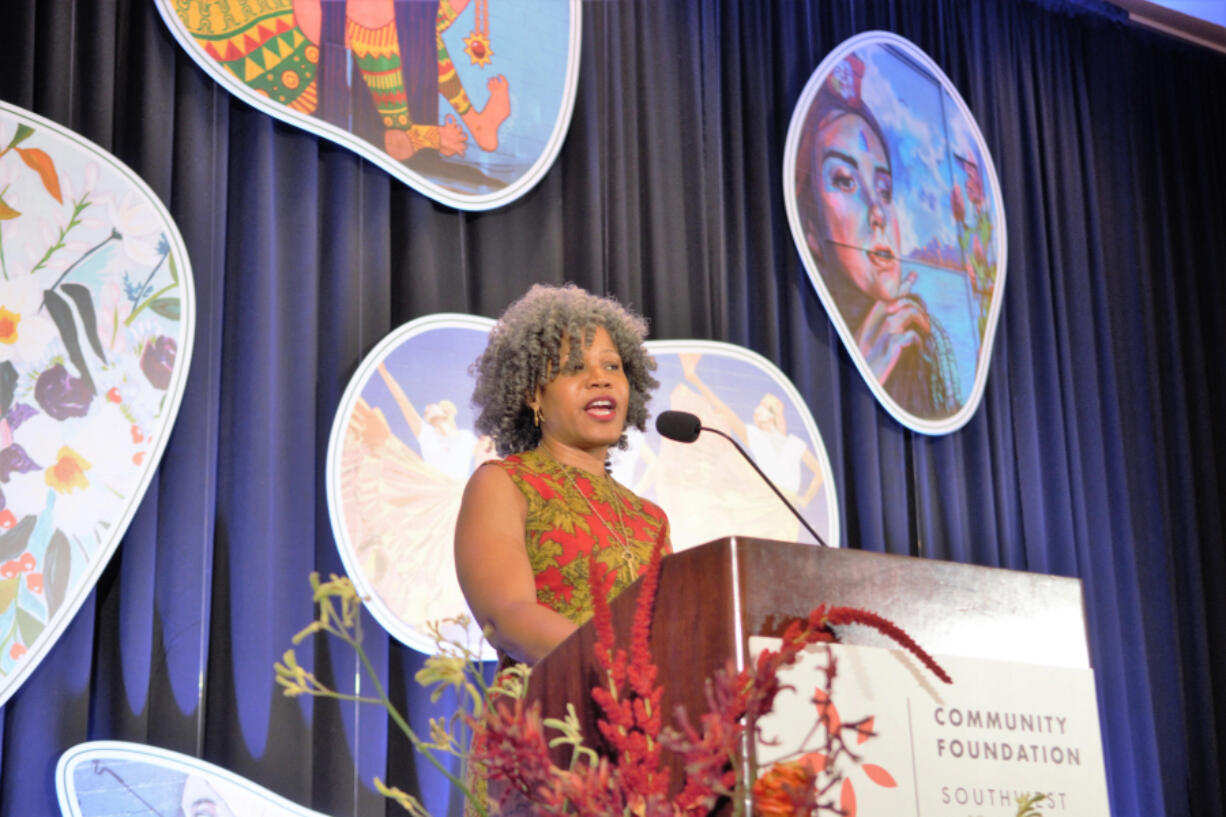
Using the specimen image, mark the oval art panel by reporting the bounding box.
[0,102,196,707]
[326,314,496,657]
[58,742,326,817]
[783,32,1007,434]
[638,341,839,554]
[156,0,581,211]
[326,315,839,656]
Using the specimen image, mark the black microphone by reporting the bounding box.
[654,409,702,443]
[654,410,830,548]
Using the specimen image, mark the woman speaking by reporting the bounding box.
[455,283,671,664]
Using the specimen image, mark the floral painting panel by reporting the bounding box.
[0,102,195,708]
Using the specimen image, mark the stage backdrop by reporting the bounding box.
[324,314,839,656]
[0,1,1223,817]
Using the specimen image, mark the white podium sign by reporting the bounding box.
[752,640,1111,815]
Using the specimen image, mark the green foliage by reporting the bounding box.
[149,297,180,320]
[1015,792,1051,816]
[277,573,499,817]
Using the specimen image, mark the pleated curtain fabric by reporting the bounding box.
[0,1,1223,815]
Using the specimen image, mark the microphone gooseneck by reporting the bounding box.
[654,410,830,548]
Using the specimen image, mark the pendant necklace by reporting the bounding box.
[563,467,638,580]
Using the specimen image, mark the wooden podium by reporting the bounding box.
[526,537,1091,808]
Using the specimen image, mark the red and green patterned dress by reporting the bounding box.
[467,448,671,815]
[492,447,671,628]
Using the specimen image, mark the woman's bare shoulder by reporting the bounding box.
[459,460,526,527]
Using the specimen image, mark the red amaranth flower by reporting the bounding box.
[469,696,556,807]
[810,605,952,684]
[587,532,671,802]
[629,530,665,696]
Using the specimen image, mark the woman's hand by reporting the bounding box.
[679,352,701,382]
[855,273,930,386]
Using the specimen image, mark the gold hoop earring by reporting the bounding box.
[533,405,543,427]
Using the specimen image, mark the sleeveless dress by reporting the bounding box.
[466,447,671,816]
[491,446,672,628]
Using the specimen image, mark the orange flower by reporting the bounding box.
[752,761,816,817]
[44,446,91,494]
[0,306,18,344]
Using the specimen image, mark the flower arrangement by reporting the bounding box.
[278,536,1045,817]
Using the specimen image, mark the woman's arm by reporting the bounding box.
[798,447,825,507]
[679,353,749,445]
[454,464,577,663]
[376,362,424,438]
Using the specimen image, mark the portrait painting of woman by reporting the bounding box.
[786,33,1006,433]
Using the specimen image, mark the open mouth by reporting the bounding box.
[585,397,618,420]
[867,244,897,268]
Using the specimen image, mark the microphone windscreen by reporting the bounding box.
[655,410,702,443]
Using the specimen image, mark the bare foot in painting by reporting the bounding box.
[461,75,510,152]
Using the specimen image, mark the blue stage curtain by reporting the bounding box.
[0,1,1223,816]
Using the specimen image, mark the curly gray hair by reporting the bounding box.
[471,283,659,457]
